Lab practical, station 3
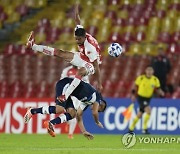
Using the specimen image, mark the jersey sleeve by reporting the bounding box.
[84,40,98,63]
[135,75,142,86]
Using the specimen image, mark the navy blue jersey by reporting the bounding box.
[55,77,101,107]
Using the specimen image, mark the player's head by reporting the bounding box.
[98,99,107,112]
[145,66,154,78]
[75,28,86,45]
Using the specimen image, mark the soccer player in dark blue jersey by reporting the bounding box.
[24,77,107,139]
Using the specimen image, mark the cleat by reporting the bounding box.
[43,121,56,137]
[26,31,35,49]
[24,107,32,123]
[68,134,74,139]
[142,129,150,134]
[128,129,134,134]
[57,95,66,103]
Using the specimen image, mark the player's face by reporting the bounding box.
[145,67,154,77]
[75,35,85,45]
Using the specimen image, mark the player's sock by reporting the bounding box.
[31,106,56,115]
[32,44,56,56]
[50,113,72,125]
[69,118,77,135]
[143,113,150,130]
[64,76,81,100]
[129,116,139,131]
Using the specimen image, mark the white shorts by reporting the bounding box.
[71,96,87,111]
[70,52,95,75]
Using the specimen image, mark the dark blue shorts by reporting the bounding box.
[54,77,102,109]
[55,97,75,110]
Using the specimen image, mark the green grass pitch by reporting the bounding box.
[0,134,179,154]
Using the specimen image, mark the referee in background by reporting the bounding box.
[129,66,164,134]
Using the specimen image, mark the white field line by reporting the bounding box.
[0,147,180,151]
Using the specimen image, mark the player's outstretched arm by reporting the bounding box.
[76,108,94,140]
[93,60,103,92]
[131,84,138,103]
[92,102,104,128]
[156,88,165,97]
[74,4,81,25]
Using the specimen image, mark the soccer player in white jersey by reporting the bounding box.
[60,65,89,139]
[26,4,102,102]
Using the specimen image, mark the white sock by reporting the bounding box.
[69,118,77,135]
[65,77,81,99]
[32,44,55,56]
[42,106,49,114]
[59,114,67,123]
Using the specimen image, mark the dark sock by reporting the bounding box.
[64,113,72,121]
[49,106,56,114]
[31,108,42,114]
[50,113,72,125]
[50,117,61,125]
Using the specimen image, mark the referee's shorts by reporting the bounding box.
[137,95,151,113]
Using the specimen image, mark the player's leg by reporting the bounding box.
[142,106,151,134]
[129,95,145,132]
[129,111,143,132]
[44,98,76,137]
[24,78,70,123]
[24,105,64,123]
[27,32,95,73]
[44,108,76,137]
[27,31,74,62]
[50,108,76,125]
[68,118,77,139]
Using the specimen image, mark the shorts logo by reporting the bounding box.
[143,101,148,105]
[122,133,136,148]
[80,97,88,101]
[43,49,51,55]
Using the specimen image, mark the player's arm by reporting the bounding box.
[156,88,165,97]
[76,108,86,133]
[92,102,103,128]
[155,77,165,97]
[76,107,94,140]
[74,4,81,25]
[131,84,138,103]
[131,76,141,102]
[93,60,103,92]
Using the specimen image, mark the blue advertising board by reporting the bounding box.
[83,98,180,135]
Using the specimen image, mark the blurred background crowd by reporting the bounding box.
[0,0,179,98]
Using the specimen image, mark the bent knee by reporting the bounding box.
[55,105,64,114]
[67,108,76,118]
[145,106,151,114]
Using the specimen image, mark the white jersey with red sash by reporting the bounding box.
[78,33,102,64]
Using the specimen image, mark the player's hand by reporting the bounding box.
[74,3,81,25]
[157,89,165,98]
[96,121,104,128]
[83,131,94,140]
[160,90,165,97]
[131,95,136,103]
